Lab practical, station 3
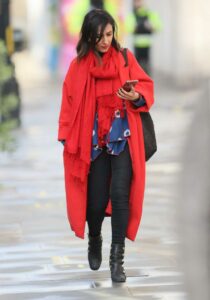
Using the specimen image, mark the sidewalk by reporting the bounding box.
[0,52,200,299]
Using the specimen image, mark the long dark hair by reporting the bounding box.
[76,9,121,60]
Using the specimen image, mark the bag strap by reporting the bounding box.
[121,48,128,67]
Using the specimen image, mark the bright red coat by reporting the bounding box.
[58,49,154,241]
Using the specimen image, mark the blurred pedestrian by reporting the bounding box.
[125,0,162,74]
[90,0,103,9]
[58,9,154,282]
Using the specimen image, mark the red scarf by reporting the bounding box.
[65,47,123,183]
[90,47,124,146]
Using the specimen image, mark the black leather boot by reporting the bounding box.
[88,233,103,270]
[109,243,126,282]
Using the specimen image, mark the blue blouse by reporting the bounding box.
[91,97,146,161]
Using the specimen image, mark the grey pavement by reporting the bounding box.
[0,52,201,299]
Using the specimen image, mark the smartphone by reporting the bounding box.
[122,80,139,92]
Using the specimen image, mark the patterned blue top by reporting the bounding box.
[91,97,146,161]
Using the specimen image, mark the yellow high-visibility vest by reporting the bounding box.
[65,0,89,37]
[125,7,162,48]
[65,0,124,41]
[104,0,123,41]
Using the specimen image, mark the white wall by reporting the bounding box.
[26,0,49,63]
[11,0,27,29]
[147,0,210,83]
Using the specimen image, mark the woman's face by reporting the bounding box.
[95,23,113,53]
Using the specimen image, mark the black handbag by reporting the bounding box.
[121,48,157,161]
[140,112,157,161]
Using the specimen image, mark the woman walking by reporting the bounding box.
[58,9,154,282]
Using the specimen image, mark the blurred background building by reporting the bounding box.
[5,0,210,83]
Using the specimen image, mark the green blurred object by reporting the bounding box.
[0,39,21,151]
[0,40,12,81]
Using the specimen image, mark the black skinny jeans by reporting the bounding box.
[86,143,133,244]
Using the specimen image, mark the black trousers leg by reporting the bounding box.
[87,148,111,236]
[134,46,151,75]
[87,143,133,243]
[110,143,133,244]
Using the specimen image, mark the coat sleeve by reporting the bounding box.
[57,61,75,141]
[126,49,154,113]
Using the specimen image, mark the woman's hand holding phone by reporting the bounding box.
[117,80,140,101]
